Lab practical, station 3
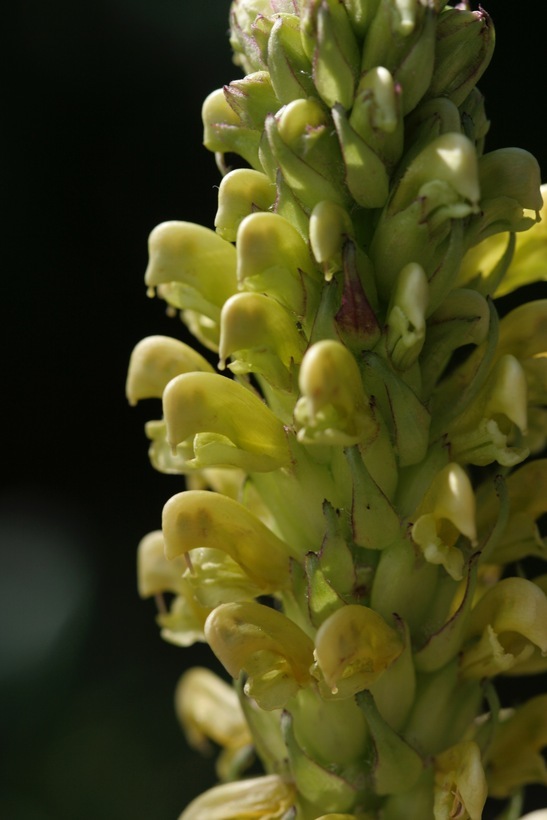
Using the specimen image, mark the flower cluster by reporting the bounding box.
[128,1,547,817]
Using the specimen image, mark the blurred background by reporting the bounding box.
[2,1,546,818]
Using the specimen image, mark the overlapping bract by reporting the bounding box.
[130,1,547,817]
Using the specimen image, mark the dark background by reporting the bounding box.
[2,2,546,818]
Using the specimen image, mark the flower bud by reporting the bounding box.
[163,490,293,592]
[295,340,377,446]
[301,0,360,110]
[340,0,381,37]
[205,601,315,709]
[349,67,404,170]
[163,372,291,472]
[356,690,423,795]
[179,774,296,820]
[331,103,390,208]
[309,200,354,278]
[126,335,214,406]
[427,6,495,106]
[313,604,404,697]
[362,1,436,115]
[267,14,315,103]
[224,71,279,131]
[265,99,349,210]
[202,88,262,169]
[214,168,276,242]
[281,710,360,812]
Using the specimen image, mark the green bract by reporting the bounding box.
[128,1,547,817]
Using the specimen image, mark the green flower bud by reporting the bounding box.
[309,200,354,279]
[126,335,214,406]
[224,71,279,131]
[301,0,360,110]
[179,774,296,820]
[295,340,377,446]
[427,6,495,107]
[386,262,429,370]
[205,600,315,709]
[362,1,436,115]
[163,490,293,591]
[281,710,361,812]
[349,67,404,170]
[265,98,349,210]
[214,168,276,242]
[356,690,423,795]
[331,104,390,208]
[202,88,262,169]
[162,372,291,472]
[267,14,315,103]
[433,740,487,820]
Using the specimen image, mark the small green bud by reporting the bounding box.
[309,200,354,278]
[267,14,315,104]
[265,98,349,210]
[349,67,404,170]
[362,1,436,115]
[301,0,360,110]
[356,690,423,795]
[224,71,279,130]
[427,6,495,107]
[340,0,381,38]
[281,710,360,812]
[331,104,390,208]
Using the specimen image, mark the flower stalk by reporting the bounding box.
[129,1,547,817]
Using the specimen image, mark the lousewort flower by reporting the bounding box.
[128,1,547,817]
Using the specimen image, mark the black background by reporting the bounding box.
[2,2,546,818]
